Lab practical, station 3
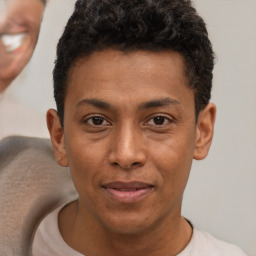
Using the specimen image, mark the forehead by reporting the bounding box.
[64,49,195,124]
[66,49,190,98]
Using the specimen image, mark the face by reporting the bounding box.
[0,0,45,92]
[48,49,215,234]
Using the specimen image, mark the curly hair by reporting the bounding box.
[53,0,215,125]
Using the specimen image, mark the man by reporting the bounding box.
[32,0,246,255]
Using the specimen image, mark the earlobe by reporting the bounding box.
[193,103,216,160]
[46,109,69,167]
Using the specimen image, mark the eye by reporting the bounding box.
[85,116,111,126]
[147,116,171,126]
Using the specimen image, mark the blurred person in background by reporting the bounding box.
[0,0,48,139]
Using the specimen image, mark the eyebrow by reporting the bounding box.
[76,98,113,109]
[76,97,180,110]
[138,97,180,110]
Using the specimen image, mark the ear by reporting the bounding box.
[193,103,216,160]
[46,109,69,167]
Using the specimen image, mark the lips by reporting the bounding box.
[103,181,154,203]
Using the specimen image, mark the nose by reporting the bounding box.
[108,123,146,170]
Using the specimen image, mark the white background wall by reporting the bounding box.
[9,0,256,255]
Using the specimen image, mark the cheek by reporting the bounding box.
[21,4,44,39]
[149,133,195,195]
[65,140,113,216]
[66,139,105,192]
[29,17,42,39]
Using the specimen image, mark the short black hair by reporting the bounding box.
[53,0,215,126]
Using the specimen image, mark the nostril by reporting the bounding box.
[108,144,146,169]
[112,161,142,170]
[113,162,119,166]
[132,162,142,167]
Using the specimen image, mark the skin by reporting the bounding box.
[0,0,45,93]
[47,49,216,256]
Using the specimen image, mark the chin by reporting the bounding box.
[99,210,159,235]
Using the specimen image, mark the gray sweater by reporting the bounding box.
[0,136,77,256]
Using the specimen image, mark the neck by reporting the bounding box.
[93,218,191,256]
[59,201,192,256]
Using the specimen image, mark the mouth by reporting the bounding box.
[102,181,154,203]
[1,32,27,53]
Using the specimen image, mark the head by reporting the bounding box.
[48,0,216,235]
[53,0,214,126]
[0,0,46,93]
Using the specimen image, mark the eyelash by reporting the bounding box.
[84,115,173,127]
[84,116,111,126]
[146,115,172,126]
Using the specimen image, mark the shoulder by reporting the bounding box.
[181,228,247,256]
[32,203,83,256]
[0,136,77,255]
[32,205,62,256]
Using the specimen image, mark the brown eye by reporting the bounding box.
[147,116,170,126]
[86,116,111,126]
[153,116,166,125]
[92,117,104,125]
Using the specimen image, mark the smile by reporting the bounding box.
[1,33,27,53]
[103,181,154,203]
